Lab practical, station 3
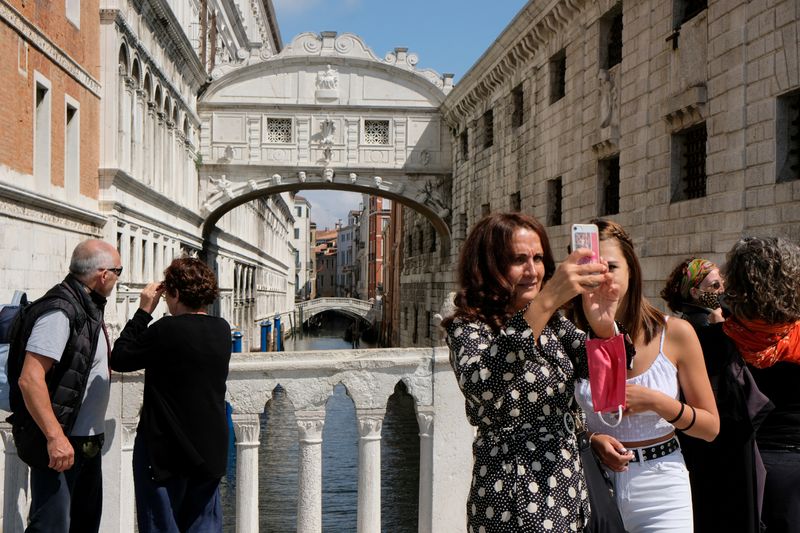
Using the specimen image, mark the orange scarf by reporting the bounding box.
[723,318,800,369]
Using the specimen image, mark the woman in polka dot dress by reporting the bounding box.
[443,213,618,532]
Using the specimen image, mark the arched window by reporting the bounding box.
[118,43,129,74]
[143,72,152,101]
[131,58,141,87]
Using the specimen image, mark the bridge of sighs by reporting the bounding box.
[197,31,456,252]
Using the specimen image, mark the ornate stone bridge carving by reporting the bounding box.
[197,32,455,252]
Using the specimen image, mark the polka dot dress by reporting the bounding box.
[446,311,591,532]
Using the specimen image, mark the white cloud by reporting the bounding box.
[301,190,363,230]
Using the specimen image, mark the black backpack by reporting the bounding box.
[0,291,28,411]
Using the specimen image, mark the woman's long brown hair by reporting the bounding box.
[442,213,555,333]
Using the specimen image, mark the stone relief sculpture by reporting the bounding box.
[316,65,339,99]
[419,179,450,217]
[598,70,615,129]
[208,175,234,198]
[323,168,334,182]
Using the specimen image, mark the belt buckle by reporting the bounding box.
[81,440,100,459]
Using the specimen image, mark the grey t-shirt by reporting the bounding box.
[26,310,110,436]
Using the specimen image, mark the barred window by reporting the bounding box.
[778,90,800,183]
[266,118,292,143]
[676,0,707,27]
[672,123,707,201]
[483,109,494,149]
[602,6,623,69]
[512,84,524,128]
[460,129,469,161]
[364,120,390,145]
[550,50,566,104]
[547,177,563,226]
[599,157,620,215]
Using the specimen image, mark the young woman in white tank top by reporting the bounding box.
[572,220,719,533]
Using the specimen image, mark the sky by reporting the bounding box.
[272,0,528,230]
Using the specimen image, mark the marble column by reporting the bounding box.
[296,411,325,533]
[1,425,29,533]
[232,414,260,533]
[416,409,435,533]
[356,408,384,533]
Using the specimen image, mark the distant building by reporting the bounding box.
[292,193,313,300]
[366,196,391,299]
[314,226,338,297]
[336,210,360,297]
[381,202,404,346]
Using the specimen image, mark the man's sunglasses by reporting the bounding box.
[100,267,123,276]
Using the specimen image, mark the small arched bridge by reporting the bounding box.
[297,297,381,325]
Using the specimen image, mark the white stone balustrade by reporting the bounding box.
[0,347,473,532]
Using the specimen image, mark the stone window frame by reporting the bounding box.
[362,118,391,145]
[547,177,563,226]
[265,117,293,144]
[599,4,623,70]
[549,49,567,104]
[64,93,81,200]
[670,123,708,202]
[776,88,800,183]
[33,71,52,190]
[598,156,620,216]
[66,0,80,29]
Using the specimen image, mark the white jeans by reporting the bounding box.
[608,449,693,533]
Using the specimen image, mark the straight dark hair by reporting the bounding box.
[443,212,555,333]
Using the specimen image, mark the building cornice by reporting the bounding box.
[260,0,282,51]
[441,0,586,126]
[0,0,102,97]
[0,181,107,227]
[98,168,204,226]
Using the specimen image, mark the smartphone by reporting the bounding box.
[571,224,600,265]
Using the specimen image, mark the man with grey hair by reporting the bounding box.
[7,239,121,533]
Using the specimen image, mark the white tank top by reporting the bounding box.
[575,317,679,442]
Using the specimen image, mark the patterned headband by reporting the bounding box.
[680,258,716,300]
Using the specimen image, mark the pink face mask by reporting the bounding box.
[586,333,627,427]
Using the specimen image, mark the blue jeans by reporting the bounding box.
[26,437,103,533]
[133,435,223,533]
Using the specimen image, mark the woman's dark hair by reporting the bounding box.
[723,236,800,324]
[661,258,694,313]
[442,212,555,333]
[571,219,663,344]
[163,257,219,309]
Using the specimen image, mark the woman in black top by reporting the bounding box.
[719,237,800,533]
[112,257,231,533]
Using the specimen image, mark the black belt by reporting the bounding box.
[69,434,105,459]
[629,436,679,463]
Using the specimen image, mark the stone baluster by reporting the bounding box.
[356,408,384,533]
[120,420,138,532]
[416,409,434,533]
[232,414,260,533]
[295,411,325,533]
[1,425,29,533]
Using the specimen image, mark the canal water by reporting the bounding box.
[219,317,420,532]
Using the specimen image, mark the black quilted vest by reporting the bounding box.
[6,275,105,434]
